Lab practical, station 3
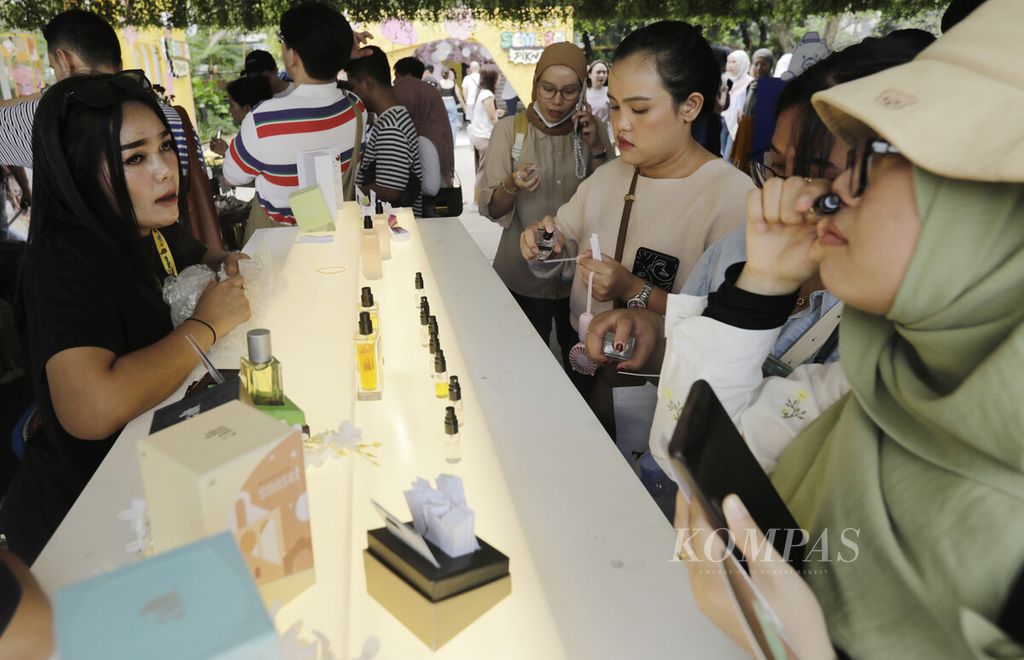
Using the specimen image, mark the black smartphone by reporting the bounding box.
[668,380,805,571]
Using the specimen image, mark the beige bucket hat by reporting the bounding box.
[812,0,1024,182]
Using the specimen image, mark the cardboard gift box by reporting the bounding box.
[363,526,511,650]
[138,400,314,607]
[53,532,280,660]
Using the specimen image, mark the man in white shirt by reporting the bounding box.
[461,61,480,124]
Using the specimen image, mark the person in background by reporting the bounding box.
[241,49,294,99]
[393,56,426,80]
[585,60,610,129]
[0,550,52,659]
[720,49,751,160]
[500,75,520,116]
[423,64,439,88]
[437,67,465,142]
[393,68,456,211]
[2,73,251,562]
[222,2,367,225]
[208,76,274,156]
[348,47,425,216]
[481,43,612,373]
[520,21,751,411]
[469,65,503,204]
[462,60,481,123]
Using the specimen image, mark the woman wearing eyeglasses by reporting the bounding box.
[481,42,612,374]
[1,74,251,562]
[591,2,1024,655]
[519,22,751,406]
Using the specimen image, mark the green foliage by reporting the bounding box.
[190,76,233,143]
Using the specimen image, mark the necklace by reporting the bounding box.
[572,133,586,180]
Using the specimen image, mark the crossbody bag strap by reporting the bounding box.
[777,301,844,368]
[612,167,641,309]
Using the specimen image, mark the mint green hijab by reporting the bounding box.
[771,167,1024,658]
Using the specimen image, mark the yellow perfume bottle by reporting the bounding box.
[355,311,381,400]
[433,350,449,399]
[240,329,284,405]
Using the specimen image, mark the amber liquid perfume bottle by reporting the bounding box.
[240,329,284,405]
[433,350,449,399]
[354,311,381,401]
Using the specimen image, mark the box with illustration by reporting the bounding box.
[138,400,314,606]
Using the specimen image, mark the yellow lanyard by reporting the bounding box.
[152,228,177,277]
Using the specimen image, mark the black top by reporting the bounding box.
[0,560,20,635]
[7,221,206,560]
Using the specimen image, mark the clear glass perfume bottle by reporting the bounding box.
[373,201,392,261]
[240,329,284,405]
[433,350,449,399]
[448,375,463,418]
[444,406,461,464]
[428,330,440,373]
[419,303,431,348]
[360,216,383,280]
[354,311,381,401]
[536,229,556,261]
[413,272,424,309]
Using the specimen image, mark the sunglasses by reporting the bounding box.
[812,138,902,216]
[61,69,152,118]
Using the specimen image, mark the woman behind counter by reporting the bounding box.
[481,42,613,372]
[1,73,251,562]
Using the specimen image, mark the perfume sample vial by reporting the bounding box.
[359,286,379,330]
[354,311,381,400]
[240,329,284,405]
[373,201,392,261]
[419,307,431,347]
[444,406,461,464]
[428,330,440,373]
[448,375,463,417]
[413,272,424,309]
[360,216,383,280]
[536,229,557,261]
[433,350,449,399]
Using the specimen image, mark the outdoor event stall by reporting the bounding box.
[30,208,744,659]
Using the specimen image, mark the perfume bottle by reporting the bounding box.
[240,329,284,405]
[359,286,379,330]
[427,315,438,338]
[448,375,463,417]
[444,406,461,464]
[373,201,392,261]
[536,229,557,261]
[428,330,440,373]
[419,306,431,348]
[354,311,381,400]
[433,350,449,399]
[360,216,383,280]
[413,272,424,309]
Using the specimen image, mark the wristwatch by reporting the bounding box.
[626,281,653,309]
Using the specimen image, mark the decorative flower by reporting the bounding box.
[118,497,153,558]
[303,421,382,467]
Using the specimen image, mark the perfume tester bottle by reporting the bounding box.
[433,350,449,399]
[373,201,392,260]
[536,229,557,260]
[360,216,383,280]
[240,329,284,405]
[413,272,424,309]
[444,406,461,464]
[448,375,463,417]
[354,311,381,400]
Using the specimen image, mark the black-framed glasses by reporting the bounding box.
[61,69,152,117]
[536,82,581,102]
[749,151,783,189]
[812,138,902,216]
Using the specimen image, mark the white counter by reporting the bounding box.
[31,215,744,659]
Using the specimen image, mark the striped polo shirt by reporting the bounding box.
[223,83,366,225]
[0,97,200,174]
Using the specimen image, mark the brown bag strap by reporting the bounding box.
[614,167,640,262]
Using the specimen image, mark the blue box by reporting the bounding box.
[54,533,281,660]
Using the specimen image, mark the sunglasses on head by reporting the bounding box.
[61,70,152,117]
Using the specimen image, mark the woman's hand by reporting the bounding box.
[584,308,664,372]
[740,176,832,296]
[577,250,638,302]
[209,138,228,157]
[221,252,251,277]
[676,492,836,660]
[193,275,251,340]
[351,30,374,59]
[520,215,564,260]
[508,162,542,194]
[572,109,602,150]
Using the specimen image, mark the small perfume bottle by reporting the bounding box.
[428,315,438,338]
[536,229,557,261]
[354,311,381,400]
[428,330,440,373]
[419,306,431,348]
[240,329,284,405]
[433,350,449,399]
[444,406,461,464]
[360,216,383,280]
[359,286,379,330]
[413,272,424,309]
[448,375,463,418]
[373,200,392,261]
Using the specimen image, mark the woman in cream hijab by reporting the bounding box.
[720,49,751,159]
[586,1,1024,656]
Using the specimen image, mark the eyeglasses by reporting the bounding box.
[749,151,783,189]
[537,82,581,102]
[812,138,902,216]
[61,69,152,118]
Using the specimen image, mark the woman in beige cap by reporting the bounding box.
[621,1,1023,657]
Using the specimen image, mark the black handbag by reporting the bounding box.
[360,160,422,210]
[422,171,463,218]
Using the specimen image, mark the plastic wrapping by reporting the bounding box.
[162,264,217,328]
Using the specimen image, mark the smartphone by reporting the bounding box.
[668,380,805,571]
[215,128,222,141]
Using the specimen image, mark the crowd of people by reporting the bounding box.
[0,0,1021,656]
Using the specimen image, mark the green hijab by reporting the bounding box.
[771,167,1024,659]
